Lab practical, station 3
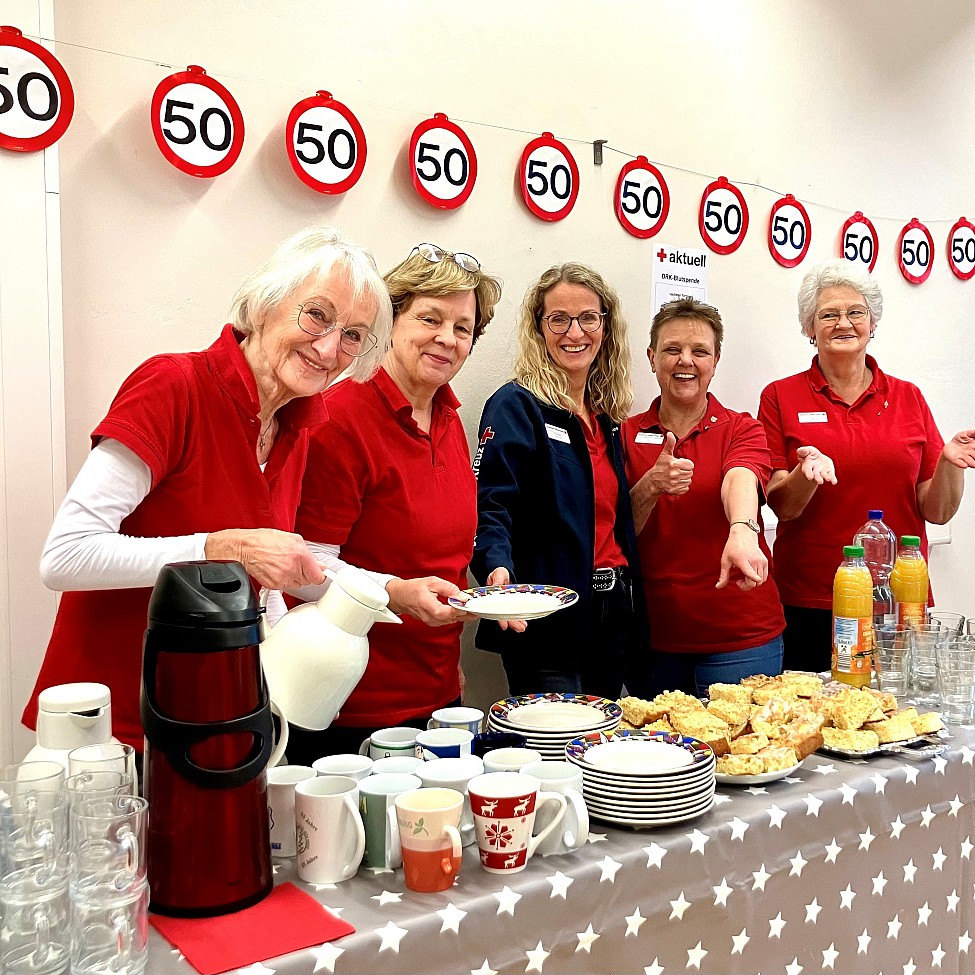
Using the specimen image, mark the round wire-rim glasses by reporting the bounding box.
[296,300,378,357]
[410,242,481,274]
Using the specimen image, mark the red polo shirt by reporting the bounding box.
[584,416,626,570]
[622,394,785,654]
[294,367,477,726]
[23,325,326,749]
[758,355,943,610]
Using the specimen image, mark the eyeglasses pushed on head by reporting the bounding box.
[409,242,481,274]
[296,300,378,357]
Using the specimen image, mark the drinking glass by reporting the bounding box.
[70,795,147,895]
[0,792,69,878]
[927,611,965,636]
[0,864,70,975]
[873,626,913,696]
[68,744,137,794]
[70,879,148,975]
[0,762,66,799]
[936,639,975,725]
[65,772,133,815]
[910,623,943,709]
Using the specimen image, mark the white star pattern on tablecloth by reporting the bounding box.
[805,897,822,922]
[669,892,691,920]
[752,864,771,890]
[525,941,549,972]
[812,762,836,776]
[728,817,749,840]
[767,803,786,827]
[921,805,936,827]
[934,755,947,774]
[933,847,947,870]
[598,855,622,882]
[839,783,858,805]
[950,795,964,816]
[783,772,803,784]
[587,831,608,844]
[494,886,521,915]
[903,859,917,883]
[575,924,599,952]
[744,785,768,797]
[367,866,393,875]
[785,958,803,975]
[686,829,709,854]
[713,792,732,805]
[918,902,932,925]
[376,920,407,952]
[904,766,919,785]
[768,912,786,937]
[310,883,337,891]
[961,836,973,859]
[822,943,839,968]
[859,826,875,850]
[372,889,402,906]
[871,771,888,793]
[437,902,467,933]
[320,903,344,917]
[873,871,888,895]
[804,794,823,816]
[311,942,344,973]
[686,942,707,969]
[961,745,974,764]
[857,928,871,953]
[643,843,667,868]
[889,914,902,938]
[713,878,733,905]
[932,943,946,966]
[471,961,497,975]
[891,815,907,839]
[644,960,664,975]
[271,862,281,875]
[960,931,972,952]
[626,906,646,936]
[948,889,960,912]
[839,884,856,909]
[903,960,916,975]
[731,929,749,953]
[237,965,275,975]
[547,871,573,898]
[824,839,842,863]
[789,851,807,877]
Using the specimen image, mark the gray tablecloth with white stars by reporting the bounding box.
[150,727,975,975]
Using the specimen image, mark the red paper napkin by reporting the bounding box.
[150,882,355,975]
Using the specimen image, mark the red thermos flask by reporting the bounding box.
[142,561,282,917]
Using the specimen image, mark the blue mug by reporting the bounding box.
[471,731,528,758]
[414,728,474,760]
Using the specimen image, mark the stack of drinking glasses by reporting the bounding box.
[927,612,975,727]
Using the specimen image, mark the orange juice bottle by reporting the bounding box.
[832,545,873,688]
[890,535,928,629]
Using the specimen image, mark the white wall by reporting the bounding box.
[8,0,975,726]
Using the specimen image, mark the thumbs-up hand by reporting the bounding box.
[640,432,695,498]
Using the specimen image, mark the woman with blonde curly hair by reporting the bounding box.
[470,263,643,698]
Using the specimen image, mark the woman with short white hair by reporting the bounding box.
[759,259,975,671]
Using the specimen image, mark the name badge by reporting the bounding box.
[798,412,828,423]
[545,423,571,444]
[635,432,665,444]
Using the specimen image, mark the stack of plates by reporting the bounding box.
[486,693,622,760]
[565,730,716,829]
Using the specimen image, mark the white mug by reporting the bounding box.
[468,772,567,874]
[522,760,589,855]
[427,706,485,734]
[294,776,365,883]
[267,765,316,858]
[414,728,474,761]
[482,747,542,773]
[313,754,374,781]
[414,756,484,847]
[359,727,419,760]
[371,756,423,776]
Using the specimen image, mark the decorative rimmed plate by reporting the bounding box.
[818,733,948,761]
[490,693,622,726]
[714,763,803,786]
[449,584,578,620]
[566,730,713,771]
[584,787,715,813]
[587,799,715,830]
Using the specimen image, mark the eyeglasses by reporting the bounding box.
[818,307,868,325]
[296,300,378,357]
[409,242,481,274]
[541,312,606,334]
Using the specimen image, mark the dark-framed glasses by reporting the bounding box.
[541,311,606,334]
[296,300,378,357]
[410,242,480,273]
[818,307,868,325]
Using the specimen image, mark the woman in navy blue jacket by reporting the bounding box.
[470,263,643,699]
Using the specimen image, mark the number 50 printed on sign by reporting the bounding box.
[409,113,477,210]
[519,133,579,222]
[286,91,366,195]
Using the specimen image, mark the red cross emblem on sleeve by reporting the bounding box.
[479,427,495,445]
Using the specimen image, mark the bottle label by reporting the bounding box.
[897,602,925,629]
[832,615,872,675]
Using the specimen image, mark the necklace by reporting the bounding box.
[258,418,275,454]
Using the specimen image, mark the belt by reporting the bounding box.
[592,566,627,592]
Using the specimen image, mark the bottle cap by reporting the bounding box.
[844,545,864,557]
[900,535,921,547]
[868,509,883,519]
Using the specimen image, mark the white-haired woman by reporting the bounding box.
[758,259,975,671]
[471,263,642,699]
[25,227,391,751]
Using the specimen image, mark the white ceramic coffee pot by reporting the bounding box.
[23,682,119,769]
[260,566,400,731]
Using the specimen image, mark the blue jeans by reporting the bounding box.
[637,636,784,699]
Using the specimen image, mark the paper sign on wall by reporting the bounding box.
[651,244,709,318]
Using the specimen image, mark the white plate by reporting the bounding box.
[714,762,803,786]
[584,739,696,774]
[584,788,715,813]
[449,585,578,621]
[588,799,715,829]
[505,701,610,731]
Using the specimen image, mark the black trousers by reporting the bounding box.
[500,579,634,701]
[782,604,833,673]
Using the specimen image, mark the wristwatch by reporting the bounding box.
[730,519,761,534]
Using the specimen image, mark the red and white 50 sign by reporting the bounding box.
[409,114,477,210]
[698,177,749,255]
[839,211,878,273]
[0,25,74,152]
[947,217,975,281]
[896,218,934,285]
[767,194,811,268]
[520,133,579,222]
[614,157,670,239]
[151,66,244,178]
[286,91,366,195]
